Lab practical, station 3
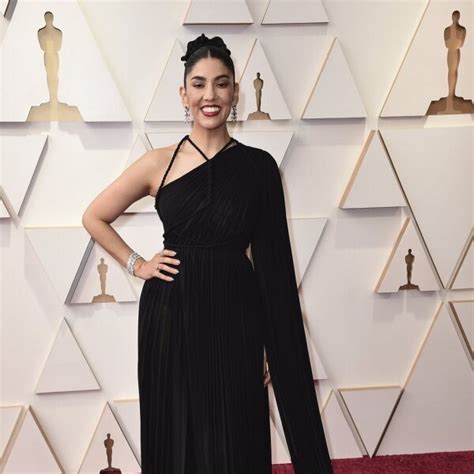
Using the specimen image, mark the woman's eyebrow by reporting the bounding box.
[190,74,230,81]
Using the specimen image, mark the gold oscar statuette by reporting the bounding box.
[426,10,474,115]
[92,258,116,303]
[399,249,420,291]
[27,11,83,122]
[99,433,122,474]
[247,72,271,120]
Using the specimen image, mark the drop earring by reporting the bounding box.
[184,106,192,124]
[231,104,237,122]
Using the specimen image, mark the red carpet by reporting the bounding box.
[272,450,474,473]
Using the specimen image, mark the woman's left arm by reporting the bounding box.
[250,151,333,474]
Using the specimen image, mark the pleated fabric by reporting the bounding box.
[137,135,333,474]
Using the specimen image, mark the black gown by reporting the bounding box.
[137,134,333,473]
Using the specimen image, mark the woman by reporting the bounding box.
[82,34,333,474]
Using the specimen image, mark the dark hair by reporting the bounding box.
[181,33,235,87]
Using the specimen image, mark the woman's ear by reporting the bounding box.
[179,85,187,107]
[233,82,240,105]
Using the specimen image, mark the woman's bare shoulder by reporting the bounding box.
[144,143,180,195]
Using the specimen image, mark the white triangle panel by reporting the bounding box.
[124,136,154,214]
[302,38,367,119]
[183,0,253,24]
[339,386,402,457]
[0,200,9,218]
[78,402,140,473]
[378,303,473,455]
[451,235,473,290]
[305,323,328,381]
[35,318,100,394]
[340,130,406,209]
[71,241,136,304]
[376,217,440,293]
[145,39,186,122]
[2,407,63,473]
[238,39,291,120]
[383,126,473,288]
[289,217,327,287]
[320,390,363,459]
[0,135,48,215]
[381,0,473,117]
[26,227,91,304]
[451,300,473,364]
[112,399,141,464]
[262,0,328,24]
[0,1,130,122]
[0,406,23,461]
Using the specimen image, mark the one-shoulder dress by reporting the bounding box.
[137,134,333,474]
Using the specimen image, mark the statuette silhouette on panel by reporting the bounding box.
[399,249,420,291]
[247,72,271,120]
[100,433,122,474]
[427,10,474,115]
[27,11,83,122]
[92,258,116,303]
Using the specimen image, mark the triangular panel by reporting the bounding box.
[450,300,473,365]
[320,390,363,459]
[112,399,141,463]
[262,0,328,24]
[70,240,136,304]
[26,227,91,304]
[2,406,64,473]
[450,233,473,290]
[381,0,473,117]
[289,217,327,287]
[183,0,253,24]
[0,134,48,215]
[339,386,402,456]
[0,0,130,122]
[376,217,440,293]
[35,318,100,394]
[302,38,367,119]
[0,406,23,462]
[378,303,473,455]
[339,130,405,209]
[78,402,140,473]
[383,126,473,288]
[238,39,291,120]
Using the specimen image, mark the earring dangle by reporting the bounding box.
[184,106,192,125]
[231,104,237,122]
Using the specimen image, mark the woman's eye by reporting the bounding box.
[218,83,228,87]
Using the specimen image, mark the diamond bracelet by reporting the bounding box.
[127,251,143,276]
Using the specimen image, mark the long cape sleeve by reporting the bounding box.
[250,151,333,473]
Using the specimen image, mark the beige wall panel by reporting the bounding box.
[262,0,328,24]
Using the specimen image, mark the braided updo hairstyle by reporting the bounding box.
[181,33,235,87]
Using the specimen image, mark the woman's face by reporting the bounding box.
[180,56,239,129]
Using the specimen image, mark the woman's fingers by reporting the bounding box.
[153,249,180,282]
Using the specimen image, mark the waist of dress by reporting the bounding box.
[163,239,248,255]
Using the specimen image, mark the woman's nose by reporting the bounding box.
[204,85,217,100]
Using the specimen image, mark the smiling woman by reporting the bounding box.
[82,33,333,474]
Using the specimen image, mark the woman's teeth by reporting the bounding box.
[201,106,220,116]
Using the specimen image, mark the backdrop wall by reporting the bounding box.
[1,0,472,472]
